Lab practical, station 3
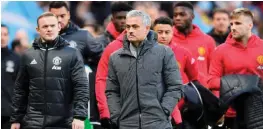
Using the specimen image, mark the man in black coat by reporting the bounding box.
[49,2,104,128]
[1,24,20,129]
[10,12,89,129]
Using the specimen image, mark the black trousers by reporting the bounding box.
[1,116,11,129]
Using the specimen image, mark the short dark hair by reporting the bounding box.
[212,8,230,19]
[49,1,69,11]
[11,40,21,50]
[174,2,194,11]
[37,12,57,27]
[153,17,173,27]
[111,2,133,14]
[1,24,9,33]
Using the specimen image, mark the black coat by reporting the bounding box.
[10,36,89,129]
[220,74,263,129]
[1,47,20,116]
[60,22,104,123]
[181,81,225,128]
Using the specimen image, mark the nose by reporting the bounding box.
[57,16,62,23]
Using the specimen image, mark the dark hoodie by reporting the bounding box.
[60,22,104,69]
[10,36,89,128]
[60,22,104,123]
[208,33,263,117]
[1,47,20,117]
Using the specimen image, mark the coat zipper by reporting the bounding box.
[43,45,48,128]
[135,48,142,129]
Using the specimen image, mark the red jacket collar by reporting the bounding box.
[106,22,121,39]
[173,24,204,39]
[225,33,261,48]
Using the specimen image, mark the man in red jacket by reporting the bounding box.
[98,2,132,47]
[95,31,125,129]
[172,2,216,87]
[153,17,198,129]
[208,8,263,129]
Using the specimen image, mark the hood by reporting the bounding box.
[60,22,79,36]
[32,36,68,50]
[225,33,262,48]
[106,22,121,39]
[173,24,204,39]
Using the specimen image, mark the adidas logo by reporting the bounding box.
[30,59,37,64]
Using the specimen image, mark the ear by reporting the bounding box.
[146,25,151,31]
[249,23,253,30]
[68,11,70,19]
[191,12,195,20]
[36,27,40,34]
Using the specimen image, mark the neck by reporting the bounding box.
[179,25,193,36]
[131,41,141,48]
[237,32,252,47]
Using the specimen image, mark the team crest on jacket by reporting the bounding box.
[69,40,77,48]
[6,60,14,73]
[52,56,62,70]
[197,47,206,61]
[257,55,263,70]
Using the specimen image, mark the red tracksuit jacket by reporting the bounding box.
[169,42,198,124]
[172,25,216,87]
[95,33,124,119]
[207,34,263,117]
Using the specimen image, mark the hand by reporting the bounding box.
[11,123,20,129]
[72,119,84,129]
[216,115,225,125]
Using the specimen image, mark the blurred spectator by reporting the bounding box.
[207,9,230,46]
[11,39,28,56]
[134,1,161,26]
[243,1,262,36]
[1,24,20,129]
[14,29,30,48]
[82,24,103,38]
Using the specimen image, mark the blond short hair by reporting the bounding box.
[230,8,254,20]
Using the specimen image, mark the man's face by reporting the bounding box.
[50,7,70,30]
[213,12,230,33]
[112,11,128,32]
[1,27,9,48]
[154,24,173,45]
[230,15,252,40]
[126,16,150,43]
[173,7,193,32]
[36,16,61,41]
